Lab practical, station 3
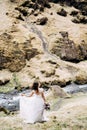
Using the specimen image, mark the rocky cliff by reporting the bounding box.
[0,0,87,89]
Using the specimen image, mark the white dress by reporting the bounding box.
[20,93,45,123]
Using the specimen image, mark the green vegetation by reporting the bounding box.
[0,73,21,93]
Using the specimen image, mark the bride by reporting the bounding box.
[20,81,46,123]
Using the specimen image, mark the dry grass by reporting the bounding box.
[0,92,87,130]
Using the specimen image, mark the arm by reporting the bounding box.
[41,92,46,103]
[21,91,34,97]
[28,91,34,97]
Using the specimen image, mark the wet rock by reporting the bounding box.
[36,17,48,25]
[57,8,67,17]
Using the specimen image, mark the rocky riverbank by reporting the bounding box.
[0,83,87,114]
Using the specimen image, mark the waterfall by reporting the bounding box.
[24,17,49,53]
[23,17,61,61]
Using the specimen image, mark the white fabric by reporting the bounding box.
[20,93,45,123]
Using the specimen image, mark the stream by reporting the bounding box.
[0,83,87,112]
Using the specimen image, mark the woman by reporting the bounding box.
[20,82,46,123]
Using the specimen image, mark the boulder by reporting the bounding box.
[36,17,48,25]
[75,71,87,84]
[70,10,79,16]
[51,85,71,98]
[57,8,67,17]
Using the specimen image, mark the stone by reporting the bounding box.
[72,14,87,24]
[50,31,87,63]
[16,14,24,21]
[0,106,10,114]
[51,85,71,98]
[15,7,28,16]
[57,8,67,17]
[0,79,10,85]
[36,17,48,25]
[70,10,79,16]
[25,48,39,60]
[75,71,87,84]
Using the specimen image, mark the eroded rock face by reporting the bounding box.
[0,32,26,71]
[50,31,87,63]
[0,0,87,87]
[0,27,42,72]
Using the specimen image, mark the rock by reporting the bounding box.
[70,10,79,16]
[57,8,67,17]
[0,70,12,86]
[72,14,87,24]
[36,17,48,25]
[75,71,87,84]
[72,18,80,23]
[15,7,28,16]
[0,48,26,72]
[16,14,24,21]
[50,31,87,63]
[20,0,51,13]
[0,79,10,85]
[50,0,87,17]
[51,85,71,98]
[77,14,87,24]
[25,48,39,60]
[0,106,10,114]
[59,31,68,38]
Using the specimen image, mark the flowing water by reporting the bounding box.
[23,17,61,61]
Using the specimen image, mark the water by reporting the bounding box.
[0,89,31,112]
[63,83,87,94]
[24,18,49,53]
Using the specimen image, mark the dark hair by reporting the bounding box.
[32,82,39,91]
